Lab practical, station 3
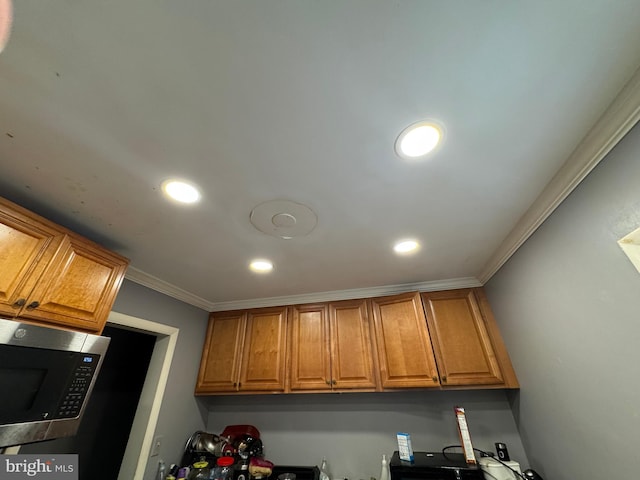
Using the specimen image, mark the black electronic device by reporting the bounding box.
[389,451,484,480]
[494,442,510,462]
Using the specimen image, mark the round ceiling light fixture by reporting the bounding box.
[249,259,274,273]
[393,239,420,255]
[395,121,443,159]
[161,179,201,204]
[250,199,317,239]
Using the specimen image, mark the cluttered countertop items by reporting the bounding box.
[161,410,546,480]
[160,425,319,480]
[390,407,545,480]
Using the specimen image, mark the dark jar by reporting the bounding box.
[211,456,235,480]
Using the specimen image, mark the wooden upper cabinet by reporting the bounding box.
[18,235,128,332]
[0,208,64,317]
[196,306,288,394]
[289,303,332,391]
[239,307,288,392]
[196,311,247,394]
[370,292,440,389]
[328,299,378,390]
[0,197,128,333]
[421,288,518,388]
[197,289,518,396]
[290,299,378,392]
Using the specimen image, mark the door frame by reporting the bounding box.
[107,311,179,480]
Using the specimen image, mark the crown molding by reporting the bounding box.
[125,266,215,311]
[206,277,482,312]
[478,64,640,283]
[125,266,481,312]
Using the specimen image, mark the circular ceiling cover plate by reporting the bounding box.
[250,200,317,239]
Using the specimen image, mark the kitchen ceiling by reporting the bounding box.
[1,1,640,311]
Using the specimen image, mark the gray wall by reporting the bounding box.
[112,279,527,480]
[485,122,640,480]
[111,280,210,479]
[205,389,527,480]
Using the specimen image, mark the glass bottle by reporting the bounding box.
[319,457,330,480]
[380,455,389,480]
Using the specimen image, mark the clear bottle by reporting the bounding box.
[380,455,389,480]
[319,457,330,480]
[158,460,166,480]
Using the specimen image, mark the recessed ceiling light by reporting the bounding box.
[395,121,443,159]
[394,239,420,254]
[161,179,201,204]
[249,259,274,273]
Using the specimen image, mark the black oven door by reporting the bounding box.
[0,344,98,425]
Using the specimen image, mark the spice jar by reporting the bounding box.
[188,459,210,480]
[211,456,235,480]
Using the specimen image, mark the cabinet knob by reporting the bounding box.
[331,379,337,385]
[27,301,40,309]
[432,376,438,383]
[13,298,26,307]
[442,376,447,383]
[326,380,331,385]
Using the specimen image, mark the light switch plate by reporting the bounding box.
[151,435,163,457]
[618,226,640,274]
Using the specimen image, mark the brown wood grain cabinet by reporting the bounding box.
[289,299,378,392]
[370,292,440,389]
[0,196,128,334]
[289,303,332,391]
[195,310,247,393]
[196,289,518,395]
[421,288,519,389]
[196,306,288,394]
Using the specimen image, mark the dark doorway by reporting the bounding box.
[20,325,156,480]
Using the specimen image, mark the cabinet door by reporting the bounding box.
[0,208,64,318]
[371,292,440,389]
[289,304,332,391]
[196,312,247,394]
[19,235,128,333]
[421,289,503,386]
[239,307,288,392]
[329,299,378,390]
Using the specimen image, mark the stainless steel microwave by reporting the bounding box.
[0,317,109,448]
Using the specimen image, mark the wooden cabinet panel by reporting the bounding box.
[196,311,246,393]
[289,304,332,390]
[371,292,440,389]
[421,288,506,387]
[0,213,63,317]
[196,307,288,394]
[239,307,288,392]
[473,288,519,388]
[289,300,377,392]
[0,197,128,333]
[20,235,128,332]
[329,299,377,390]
